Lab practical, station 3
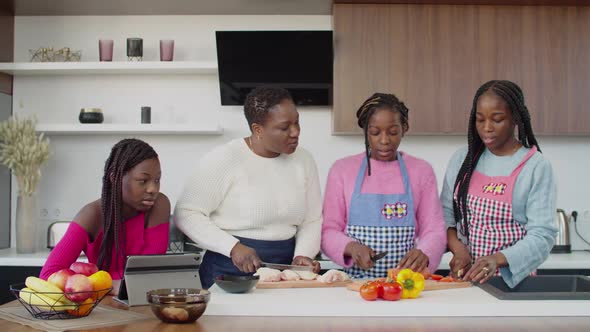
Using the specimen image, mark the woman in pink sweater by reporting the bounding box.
[321,93,446,278]
[40,139,170,291]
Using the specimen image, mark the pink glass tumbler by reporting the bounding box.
[160,40,174,61]
[99,39,114,61]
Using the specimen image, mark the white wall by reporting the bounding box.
[11,15,590,250]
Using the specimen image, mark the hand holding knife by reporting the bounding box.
[260,262,315,272]
[371,251,388,262]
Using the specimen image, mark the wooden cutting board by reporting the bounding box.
[256,280,353,289]
[346,279,471,292]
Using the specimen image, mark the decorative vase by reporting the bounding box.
[99,39,114,61]
[159,39,174,61]
[79,108,104,123]
[16,193,38,254]
[126,38,143,61]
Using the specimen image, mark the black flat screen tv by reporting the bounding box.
[215,31,333,106]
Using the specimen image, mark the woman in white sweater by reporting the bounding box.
[175,87,323,288]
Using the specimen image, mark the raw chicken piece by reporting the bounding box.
[317,269,351,284]
[294,270,318,280]
[280,269,301,281]
[254,267,282,282]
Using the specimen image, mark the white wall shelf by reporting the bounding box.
[36,123,224,135]
[0,61,218,75]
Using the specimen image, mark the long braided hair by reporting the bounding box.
[356,92,410,176]
[453,80,541,238]
[97,138,158,274]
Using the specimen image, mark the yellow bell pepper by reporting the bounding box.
[396,268,425,299]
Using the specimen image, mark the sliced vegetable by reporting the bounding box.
[419,268,431,280]
[431,274,444,281]
[387,268,401,280]
[439,276,456,283]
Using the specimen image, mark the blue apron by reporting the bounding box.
[199,236,295,289]
[345,153,416,279]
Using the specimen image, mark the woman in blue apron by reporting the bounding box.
[175,87,322,289]
[321,93,447,279]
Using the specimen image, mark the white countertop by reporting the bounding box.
[205,284,590,317]
[1,248,589,270]
[0,248,87,266]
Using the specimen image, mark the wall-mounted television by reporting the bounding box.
[215,31,333,106]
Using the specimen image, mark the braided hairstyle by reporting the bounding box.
[356,92,410,176]
[97,138,158,274]
[453,80,541,237]
[244,87,293,130]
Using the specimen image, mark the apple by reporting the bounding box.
[47,268,75,291]
[64,274,94,303]
[70,262,98,276]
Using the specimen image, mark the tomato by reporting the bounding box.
[381,282,402,301]
[431,274,444,281]
[371,280,385,298]
[359,282,379,301]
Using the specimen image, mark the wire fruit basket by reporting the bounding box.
[10,283,112,320]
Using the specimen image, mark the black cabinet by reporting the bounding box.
[0,266,42,305]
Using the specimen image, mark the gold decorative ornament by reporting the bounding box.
[29,47,82,62]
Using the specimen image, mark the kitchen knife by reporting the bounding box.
[260,262,315,272]
[371,251,388,262]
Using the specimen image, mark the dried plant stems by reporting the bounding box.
[0,116,50,196]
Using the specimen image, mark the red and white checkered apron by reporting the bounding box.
[462,147,537,276]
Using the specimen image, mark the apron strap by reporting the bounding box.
[353,157,368,194]
[397,152,412,198]
[353,153,413,197]
[510,146,538,177]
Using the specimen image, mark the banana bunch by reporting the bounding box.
[19,277,76,311]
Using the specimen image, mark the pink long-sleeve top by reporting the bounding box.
[40,212,169,280]
[321,152,447,273]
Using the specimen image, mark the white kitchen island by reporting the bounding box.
[205,284,590,317]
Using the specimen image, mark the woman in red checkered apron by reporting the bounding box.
[441,80,557,288]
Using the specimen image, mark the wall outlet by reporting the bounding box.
[578,210,590,224]
[571,210,590,251]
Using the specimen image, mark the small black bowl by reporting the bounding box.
[214,275,259,294]
[79,108,104,124]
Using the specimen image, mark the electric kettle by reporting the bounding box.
[551,209,571,253]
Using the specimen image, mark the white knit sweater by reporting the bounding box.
[174,138,323,259]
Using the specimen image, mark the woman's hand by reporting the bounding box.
[230,242,262,273]
[463,252,506,284]
[398,249,429,272]
[449,243,472,279]
[344,241,375,270]
[292,256,321,274]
